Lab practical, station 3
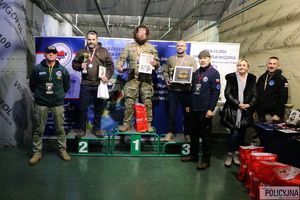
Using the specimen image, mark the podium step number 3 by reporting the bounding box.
[130,135,141,155]
[181,143,191,156]
[78,140,89,153]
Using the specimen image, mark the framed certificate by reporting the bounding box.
[172,66,193,83]
[286,110,300,125]
[98,65,106,77]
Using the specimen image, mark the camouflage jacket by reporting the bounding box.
[116,42,159,82]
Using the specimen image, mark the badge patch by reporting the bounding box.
[269,80,274,86]
[56,71,62,79]
[203,77,208,82]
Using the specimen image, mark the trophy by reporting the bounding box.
[169,67,174,83]
[81,52,89,74]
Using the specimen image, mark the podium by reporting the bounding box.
[68,129,190,157]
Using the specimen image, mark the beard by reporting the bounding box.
[88,43,96,49]
[177,50,185,55]
[134,36,147,45]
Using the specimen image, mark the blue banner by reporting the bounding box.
[35,37,239,136]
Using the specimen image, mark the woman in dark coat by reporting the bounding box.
[221,58,257,167]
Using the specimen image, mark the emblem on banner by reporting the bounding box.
[52,43,73,66]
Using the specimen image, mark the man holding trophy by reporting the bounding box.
[72,30,114,138]
[163,40,197,141]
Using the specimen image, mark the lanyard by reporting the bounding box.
[48,64,54,82]
[197,67,211,83]
[175,55,185,66]
[264,73,273,90]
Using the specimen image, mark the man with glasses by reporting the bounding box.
[163,40,197,141]
[29,45,71,165]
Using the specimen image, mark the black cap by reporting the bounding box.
[45,45,58,53]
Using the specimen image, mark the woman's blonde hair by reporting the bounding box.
[237,58,250,67]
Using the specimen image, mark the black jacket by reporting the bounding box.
[221,72,257,129]
[256,69,288,120]
[191,64,221,112]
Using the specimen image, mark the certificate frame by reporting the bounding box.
[98,65,106,78]
[286,110,300,125]
[172,66,193,84]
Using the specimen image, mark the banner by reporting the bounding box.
[0,0,31,147]
[35,37,240,136]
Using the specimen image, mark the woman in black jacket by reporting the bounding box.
[221,58,257,167]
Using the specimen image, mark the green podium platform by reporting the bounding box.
[68,129,190,157]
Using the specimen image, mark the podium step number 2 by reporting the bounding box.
[130,135,141,155]
[78,140,89,153]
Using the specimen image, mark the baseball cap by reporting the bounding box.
[45,45,58,53]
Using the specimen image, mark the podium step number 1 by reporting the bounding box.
[78,140,89,153]
[130,135,141,155]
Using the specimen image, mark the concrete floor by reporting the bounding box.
[0,139,250,200]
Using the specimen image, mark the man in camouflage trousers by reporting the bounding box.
[116,25,160,132]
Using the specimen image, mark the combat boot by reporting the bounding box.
[28,152,42,165]
[148,124,155,133]
[119,124,131,132]
[60,150,71,162]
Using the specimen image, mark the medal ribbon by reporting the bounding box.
[89,48,96,63]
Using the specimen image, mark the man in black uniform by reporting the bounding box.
[256,56,288,123]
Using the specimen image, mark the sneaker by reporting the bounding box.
[119,124,131,132]
[184,135,191,142]
[60,150,71,162]
[165,132,175,141]
[28,152,42,165]
[75,129,86,138]
[92,129,104,138]
[233,151,240,165]
[224,152,233,167]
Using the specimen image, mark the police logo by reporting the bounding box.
[52,43,72,66]
[56,71,62,79]
[203,77,208,82]
[269,80,275,86]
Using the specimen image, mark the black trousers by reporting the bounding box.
[190,111,212,163]
[78,84,105,131]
